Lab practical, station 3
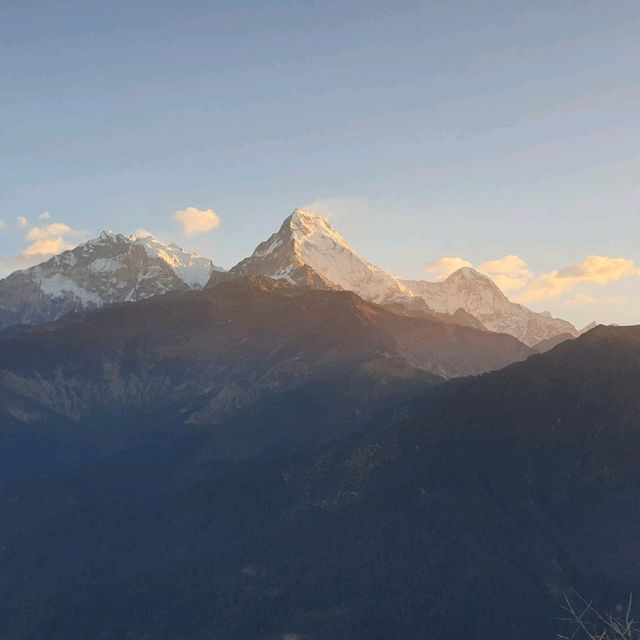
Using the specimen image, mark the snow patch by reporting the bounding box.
[288,210,412,302]
[38,273,103,306]
[88,256,124,273]
[131,234,217,287]
[255,236,283,257]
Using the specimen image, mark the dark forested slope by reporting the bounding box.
[1,304,638,639]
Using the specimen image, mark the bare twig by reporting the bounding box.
[558,592,638,640]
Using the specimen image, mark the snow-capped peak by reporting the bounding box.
[229,209,412,302]
[448,266,494,283]
[88,229,125,245]
[84,230,222,288]
[0,230,226,330]
[289,208,341,239]
[127,233,222,288]
[402,266,578,346]
[224,210,580,346]
[288,209,360,258]
[290,208,323,225]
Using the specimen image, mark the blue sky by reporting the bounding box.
[1,0,639,327]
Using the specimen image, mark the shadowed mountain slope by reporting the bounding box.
[532,331,576,353]
[0,276,531,414]
[0,277,531,473]
[1,324,639,639]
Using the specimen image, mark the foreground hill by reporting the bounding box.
[2,322,640,639]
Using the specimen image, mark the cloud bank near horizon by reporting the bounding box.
[424,253,640,317]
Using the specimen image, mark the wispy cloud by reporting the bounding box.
[0,219,6,232]
[173,206,221,238]
[300,198,370,221]
[16,216,28,228]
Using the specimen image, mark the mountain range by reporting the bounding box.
[1,206,625,640]
[213,209,579,346]
[0,209,583,346]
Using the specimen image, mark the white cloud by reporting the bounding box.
[39,211,51,221]
[16,216,28,228]
[424,256,472,281]
[557,255,639,284]
[1,222,86,272]
[514,271,573,302]
[477,254,533,292]
[173,206,221,238]
[423,253,640,307]
[24,223,78,257]
[516,256,640,303]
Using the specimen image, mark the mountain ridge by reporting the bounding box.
[215,209,579,345]
[402,267,578,346]
[0,209,584,345]
[0,230,224,330]
[0,277,532,430]
[219,209,413,302]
